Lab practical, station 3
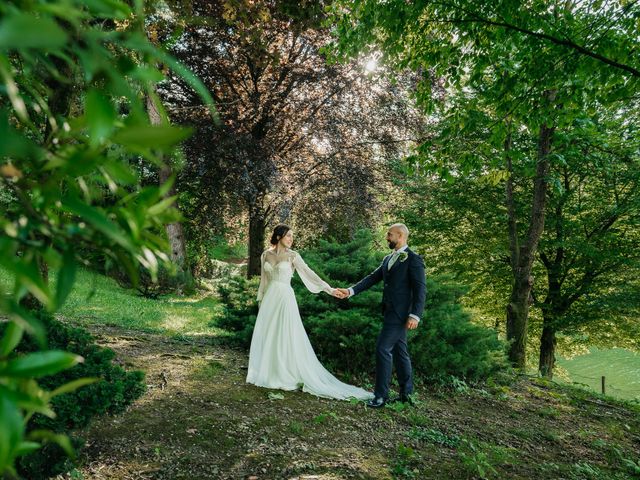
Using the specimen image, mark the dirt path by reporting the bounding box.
[58,325,640,480]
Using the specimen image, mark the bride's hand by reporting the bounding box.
[337,288,350,299]
[331,288,346,299]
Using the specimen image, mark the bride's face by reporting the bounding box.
[280,230,294,248]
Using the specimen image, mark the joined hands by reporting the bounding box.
[331,288,350,299]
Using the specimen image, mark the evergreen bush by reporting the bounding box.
[215,230,507,383]
[0,312,146,478]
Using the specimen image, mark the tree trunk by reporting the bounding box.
[505,94,556,369]
[147,95,188,270]
[538,187,567,379]
[506,274,534,368]
[247,207,266,278]
[158,165,187,268]
[539,318,557,379]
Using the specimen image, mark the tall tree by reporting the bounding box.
[160,0,423,276]
[536,106,640,377]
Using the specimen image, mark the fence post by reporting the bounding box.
[601,376,605,395]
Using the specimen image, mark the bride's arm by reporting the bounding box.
[256,251,269,302]
[292,252,334,295]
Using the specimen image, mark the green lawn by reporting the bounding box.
[558,348,640,401]
[0,267,226,338]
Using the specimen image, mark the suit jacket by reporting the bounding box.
[351,248,427,324]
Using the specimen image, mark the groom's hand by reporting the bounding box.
[406,318,419,330]
[331,288,348,299]
[336,288,351,298]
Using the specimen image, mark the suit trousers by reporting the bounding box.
[375,322,413,399]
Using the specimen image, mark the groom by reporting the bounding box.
[337,224,426,408]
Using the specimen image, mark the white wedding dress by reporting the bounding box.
[246,248,373,401]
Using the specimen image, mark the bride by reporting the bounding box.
[246,224,373,401]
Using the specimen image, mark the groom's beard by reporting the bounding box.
[387,241,397,249]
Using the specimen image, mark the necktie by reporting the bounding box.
[388,251,400,270]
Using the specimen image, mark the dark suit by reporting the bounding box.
[351,248,426,399]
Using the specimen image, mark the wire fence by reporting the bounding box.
[567,372,640,398]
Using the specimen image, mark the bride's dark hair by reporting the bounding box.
[270,224,291,246]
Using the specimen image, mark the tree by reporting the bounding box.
[395,95,640,377]
[536,107,640,378]
[158,0,423,275]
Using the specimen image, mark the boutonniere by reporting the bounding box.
[399,252,409,263]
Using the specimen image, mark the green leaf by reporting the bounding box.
[13,441,41,457]
[85,89,116,144]
[0,386,54,417]
[1,350,82,378]
[4,302,47,348]
[27,430,75,459]
[136,247,158,282]
[0,57,30,125]
[0,322,24,357]
[0,109,41,158]
[0,13,68,49]
[0,258,53,308]
[101,160,138,185]
[55,251,77,310]
[113,125,193,149]
[0,395,23,472]
[50,377,99,397]
[83,0,132,19]
[130,65,164,83]
[61,196,135,251]
[147,196,176,216]
[125,34,218,122]
[115,251,139,287]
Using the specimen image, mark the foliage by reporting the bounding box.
[390,443,418,479]
[396,122,640,367]
[216,275,261,347]
[153,0,423,274]
[407,427,460,448]
[0,312,145,478]
[329,0,640,370]
[108,261,192,298]
[0,0,212,473]
[216,230,507,383]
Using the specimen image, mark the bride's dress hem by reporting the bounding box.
[246,378,371,401]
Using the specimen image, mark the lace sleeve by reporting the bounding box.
[257,251,268,302]
[292,251,333,295]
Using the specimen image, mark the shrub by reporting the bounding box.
[215,230,507,383]
[108,261,195,298]
[0,312,146,478]
[216,275,261,347]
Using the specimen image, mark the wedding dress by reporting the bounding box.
[246,248,373,401]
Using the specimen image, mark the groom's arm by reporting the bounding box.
[408,253,427,319]
[348,263,384,296]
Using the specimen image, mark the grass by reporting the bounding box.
[70,324,640,479]
[0,267,225,338]
[557,348,640,401]
[407,426,460,448]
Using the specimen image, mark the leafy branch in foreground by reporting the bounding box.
[0,0,213,474]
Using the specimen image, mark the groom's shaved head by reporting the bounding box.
[386,223,409,250]
[390,223,409,239]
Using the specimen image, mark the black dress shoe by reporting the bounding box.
[400,394,414,406]
[366,396,387,408]
[389,394,414,406]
